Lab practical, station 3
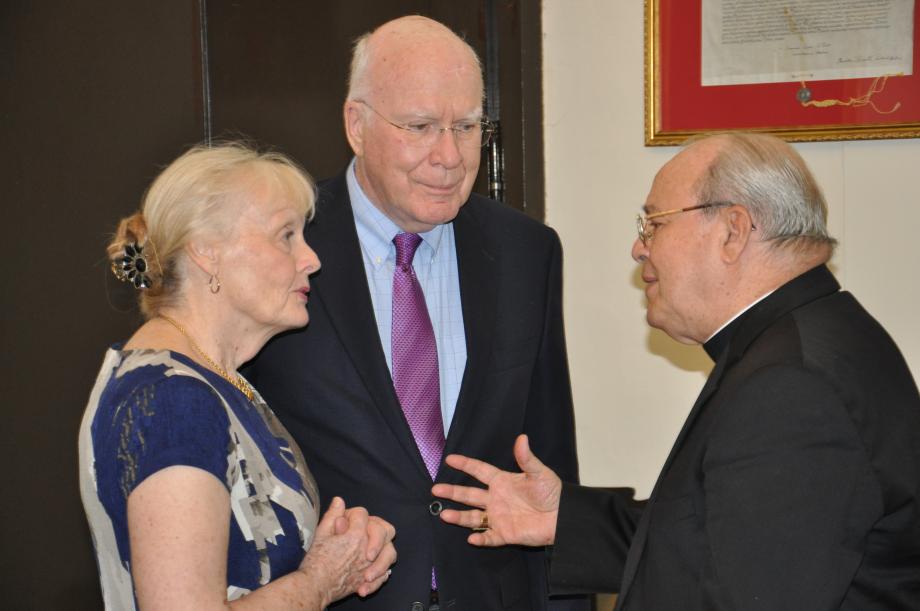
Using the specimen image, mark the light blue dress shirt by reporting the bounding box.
[346,160,467,433]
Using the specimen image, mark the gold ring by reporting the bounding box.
[472,512,490,532]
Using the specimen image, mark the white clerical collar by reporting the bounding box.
[705,289,776,343]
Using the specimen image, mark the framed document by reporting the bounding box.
[645,0,920,145]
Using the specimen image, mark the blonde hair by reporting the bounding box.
[108,141,315,319]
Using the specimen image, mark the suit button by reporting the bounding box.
[411,603,424,611]
[429,500,443,515]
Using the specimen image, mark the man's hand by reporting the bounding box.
[432,434,562,547]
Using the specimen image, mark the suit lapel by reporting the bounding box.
[441,202,499,464]
[307,176,432,483]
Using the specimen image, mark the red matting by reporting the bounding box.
[648,0,920,144]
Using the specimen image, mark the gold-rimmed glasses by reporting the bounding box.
[635,202,735,245]
[356,100,494,148]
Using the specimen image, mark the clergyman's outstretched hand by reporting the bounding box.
[432,434,562,547]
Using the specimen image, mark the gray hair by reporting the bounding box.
[347,32,373,101]
[693,132,837,251]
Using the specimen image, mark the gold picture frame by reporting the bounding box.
[645,0,920,146]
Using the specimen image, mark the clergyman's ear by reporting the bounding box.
[721,205,755,263]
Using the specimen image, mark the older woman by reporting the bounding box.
[79,142,396,610]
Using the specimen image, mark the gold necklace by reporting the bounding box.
[159,314,254,401]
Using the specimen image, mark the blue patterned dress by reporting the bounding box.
[78,347,320,609]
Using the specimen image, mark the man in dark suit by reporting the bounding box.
[246,15,582,611]
[433,132,920,610]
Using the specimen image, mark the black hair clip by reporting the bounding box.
[112,242,152,289]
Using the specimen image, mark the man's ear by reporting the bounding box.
[721,205,755,263]
[344,101,366,157]
[184,237,219,278]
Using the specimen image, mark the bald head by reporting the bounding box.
[347,16,483,104]
[340,15,485,233]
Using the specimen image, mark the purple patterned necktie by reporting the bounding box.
[392,232,445,481]
[392,233,444,590]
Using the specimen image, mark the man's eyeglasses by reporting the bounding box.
[636,202,737,245]
[356,100,495,148]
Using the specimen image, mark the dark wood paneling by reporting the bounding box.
[207,2,429,182]
[516,0,546,220]
[0,1,203,607]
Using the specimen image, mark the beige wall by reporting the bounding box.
[542,0,920,501]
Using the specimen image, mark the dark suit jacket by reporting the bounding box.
[549,265,920,610]
[246,174,581,611]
